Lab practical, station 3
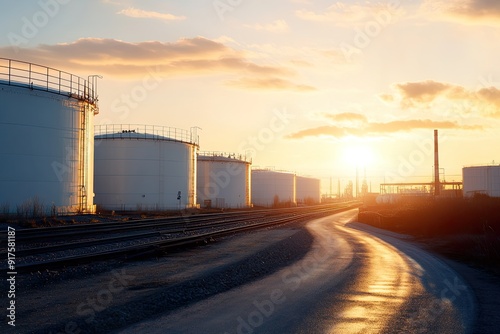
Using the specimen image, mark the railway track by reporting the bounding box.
[1,202,360,273]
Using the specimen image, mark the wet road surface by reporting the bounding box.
[119,209,476,334]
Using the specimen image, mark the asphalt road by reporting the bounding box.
[119,209,476,334]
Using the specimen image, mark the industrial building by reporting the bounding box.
[0,58,98,214]
[296,176,321,205]
[251,169,296,207]
[94,124,199,211]
[463,165,500,198]
[197,152,252,208]
[379,130,462,199]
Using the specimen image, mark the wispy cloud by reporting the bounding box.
[290,0,312,4]
[287,112,482,139]
[244,20,289,33]
[381,80,500,117]
[324,112,368,123]
[319,48,352,64]
[420,0,500,25]
[382,80,451,106]
[295,2,403,26]
[117,7,186,21]
[0,37,313,91]
[289,59,313,67]
[227,77,315,91]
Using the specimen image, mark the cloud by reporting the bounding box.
[227,77,316,91]
[289,59,313,67]
[324,112,368,123]
[382,80,500,117]
[420,0,500,25]
[244,20,289,33]
[476,87,500,106]
[289,125,349,139]
[117,7,186,21]
[295,2,403,26]
[319,48,353,64]
[288,116,481,139]
[0,37,314,91]
[366,119,481,132]
[4,37,232,67]
[291,0,313,4]
[296,3,370,23]
[392,80,451,106]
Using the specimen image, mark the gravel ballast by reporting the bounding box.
[6,226,313,334]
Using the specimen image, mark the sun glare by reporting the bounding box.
[342,145,376,168]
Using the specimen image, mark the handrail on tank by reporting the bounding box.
[463,163,500,168]
[94,124,200,146]
[251,167,296,174]
[198,151,252,163]
[0,57,99,105]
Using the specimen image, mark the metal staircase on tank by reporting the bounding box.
[77,77,99,213]
[78,103,88,213]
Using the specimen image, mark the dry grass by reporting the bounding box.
[359,196,500,276]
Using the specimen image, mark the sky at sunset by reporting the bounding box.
[1,0,500,194]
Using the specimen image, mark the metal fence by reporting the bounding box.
[94,124,200,146]
[198,151,252,163]
[0,58,98,105]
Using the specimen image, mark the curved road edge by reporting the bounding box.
[345,220,477,333]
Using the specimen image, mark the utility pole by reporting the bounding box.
[355,166,359,198]
[329,177,332,198]
[338,178,340,199]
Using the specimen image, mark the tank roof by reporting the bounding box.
[296,175,321,181]
[252,168,295,175]
[94,124,199,146]
[198,151,252,163]
[463,164,500,169]
[94,131,172,141]
[0,58,99,106]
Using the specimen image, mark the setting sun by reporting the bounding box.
[342,144,376,169]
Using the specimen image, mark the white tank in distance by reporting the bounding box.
[197,152,251,208]
[94,124,199,211]
[463,165,500,198]
[251,169,296,207]
[0,58,98,214]
[296,176,321,205]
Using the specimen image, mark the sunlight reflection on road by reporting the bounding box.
[326,224,417,334]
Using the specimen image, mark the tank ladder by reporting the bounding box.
[78,103,88,213]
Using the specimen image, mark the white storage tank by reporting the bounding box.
[463,165,500,198]
[251,169,296,207]
[296,176,321,205]
[94,124,199,211]
[0,58,98,214]
[197,152,251,209]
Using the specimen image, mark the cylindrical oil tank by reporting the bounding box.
[463,165,500,198]
[197,152,251,208]
[251,169,296,207]
[296,176,321,205]
[94,124,199,211]
[0,58,98,214]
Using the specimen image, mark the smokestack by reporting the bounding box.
[434,129,440,196]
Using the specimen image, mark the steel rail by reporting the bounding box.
[15,204,360,273]
[2,203,358,243]
[2,212,273,243]
[9,213,272,257]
